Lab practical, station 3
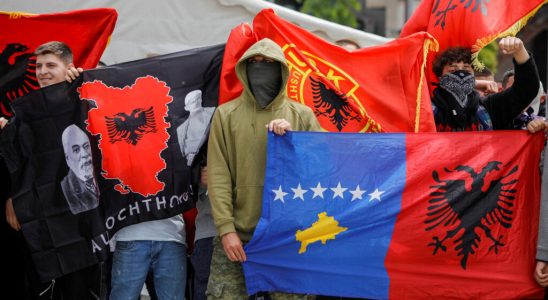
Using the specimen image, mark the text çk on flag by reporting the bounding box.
[220,9,437,133]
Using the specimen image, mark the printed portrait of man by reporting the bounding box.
[61,124,99,214]
[176,89,215,166]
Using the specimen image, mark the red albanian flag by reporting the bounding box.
[400,0,547,89]
[220,9,438,133]
[385,131,545,299]
[0,8,117,118]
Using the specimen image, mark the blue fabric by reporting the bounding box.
[243,132,406,298]
[110,241,187,300]
[476,105,493,130]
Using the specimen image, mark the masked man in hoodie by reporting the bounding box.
[206,38,321,299]
[431,36,540,132]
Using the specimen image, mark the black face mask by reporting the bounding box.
[439,70,476,108]
[246,61,282,108]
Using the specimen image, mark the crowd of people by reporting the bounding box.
[0,22,547,300]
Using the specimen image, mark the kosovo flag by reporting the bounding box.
[0,8,117,118]
[1,44,223,282]
[220,9,438,133]
[244,131,544,299]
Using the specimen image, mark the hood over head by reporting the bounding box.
[235,38,289,109]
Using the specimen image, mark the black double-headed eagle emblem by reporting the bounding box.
[433,0,489,30]
[0,43,39,116]
[105,106,157,145]
[310,76,361,132]
[425,161,517,269]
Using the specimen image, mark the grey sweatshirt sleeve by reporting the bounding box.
[537,106,548,262]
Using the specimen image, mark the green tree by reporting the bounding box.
[272,0,362,28]
[477,41,499,74]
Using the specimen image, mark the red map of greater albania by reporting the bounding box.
[79,76,172,197]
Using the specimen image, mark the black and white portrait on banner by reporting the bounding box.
[61,124,99,214]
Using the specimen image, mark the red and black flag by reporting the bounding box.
[220,9,438,133]
[245,130,544,299]
[0,44,223,282]
[400,0,547,89]
[0,8,117,118]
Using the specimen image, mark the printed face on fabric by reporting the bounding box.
[36,53,71,88]
[63,125,94,182]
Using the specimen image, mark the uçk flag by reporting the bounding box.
[244,131,544,299]
[220,9,437,133]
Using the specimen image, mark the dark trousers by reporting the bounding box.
[190,237,214,300]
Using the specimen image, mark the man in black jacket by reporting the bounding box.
[1,41,99,300]
[431,36,540,132]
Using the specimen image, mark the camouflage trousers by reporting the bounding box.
[206,236,313,300]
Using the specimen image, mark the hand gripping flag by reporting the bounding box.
[400,0,547,89]
[0,8,118,118]
[1,44,223,282]
[220,9,438,133]
[244,131,544,299]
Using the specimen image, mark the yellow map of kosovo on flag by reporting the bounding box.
[296,212,348,254]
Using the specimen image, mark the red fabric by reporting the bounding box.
[400,0,546,91]
[219,23,256,104]
[80,76,171,197]
[183,208,198,254]
[0,8,117,68]
[219,9,436,133]
[385,131,545,299]
[0,8,117,117]
[400,0,545,50]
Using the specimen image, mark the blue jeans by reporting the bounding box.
[110,241,187,300]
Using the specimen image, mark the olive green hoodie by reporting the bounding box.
[207,38,321,241]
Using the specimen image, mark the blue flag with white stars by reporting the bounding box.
[243,131,406,299]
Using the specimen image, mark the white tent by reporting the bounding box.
[1,0,389,65]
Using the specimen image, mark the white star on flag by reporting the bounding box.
[291,184,307,201]
[350,185,366,201]
[273,185,288,203]
[368,188,385,202]
[310,182,327,199]
[331,182,347,199]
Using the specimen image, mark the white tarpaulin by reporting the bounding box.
[0,0,389,65]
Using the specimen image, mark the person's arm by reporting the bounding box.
[501,36,530,64]
[267,119,292,135]
[0,156,18,231]
[207,110,246,262]
[526,118,548,133]
[5,198,20,231]
[475,80,499,96]
[535,261,548,287]
[65,66,83,83]
[266,109,322,135]
[0,120,22,231]
[483,37,540,129]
